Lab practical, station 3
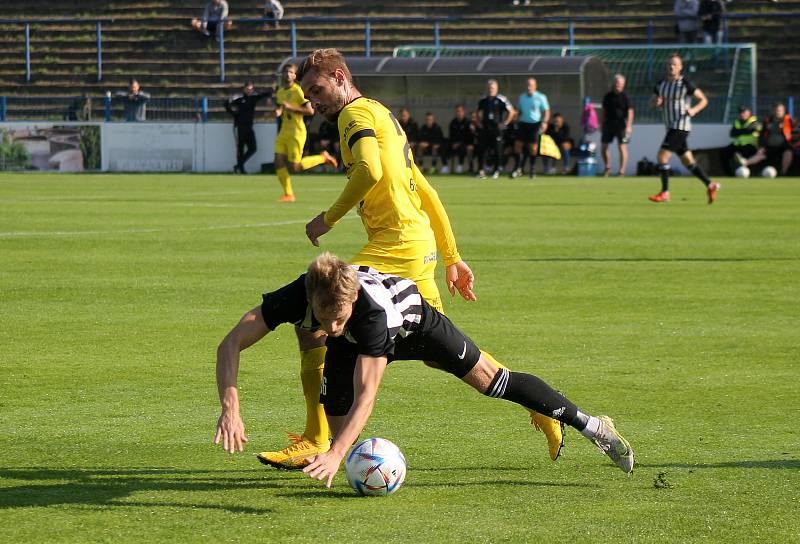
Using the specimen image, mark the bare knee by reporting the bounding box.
[288,162,303,173]
[461,354,499,393]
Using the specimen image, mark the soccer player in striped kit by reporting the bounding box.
[255,48,564,469]
[649,53,720,204]
[212,253,635,486]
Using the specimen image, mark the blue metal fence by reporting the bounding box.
[2,12,799,84]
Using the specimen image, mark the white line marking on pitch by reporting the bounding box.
[0,215,355,238]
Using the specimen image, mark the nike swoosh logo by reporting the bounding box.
[458,342,467,360]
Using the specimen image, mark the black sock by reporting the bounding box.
[658,163,671,192]
[689,163,712,186]
[486,369,584,430]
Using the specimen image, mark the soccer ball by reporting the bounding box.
[761,165,778,178]
[345,437,406,496]
[734,166,750,178]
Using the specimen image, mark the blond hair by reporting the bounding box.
[305,252,359,311]
[298,48,353,84]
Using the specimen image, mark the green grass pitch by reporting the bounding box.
[1,172,798,542]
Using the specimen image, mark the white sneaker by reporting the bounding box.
[492,170,501,179]
[591,416,635,474]
[510,168,523,179]
[455,164,463,174]
[439,165,450,174]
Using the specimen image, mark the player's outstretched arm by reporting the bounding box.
[306,136,383,246]
[303,354,387,487]
[214,306,270,453]
[413,164,461,263]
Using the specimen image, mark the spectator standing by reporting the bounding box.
[601,74,634,176]
[698,0,725,45]
[674,0,700,43]
[417,112,445,173]
[476,79,515,179]
[264,0,284,29]
[225,81,272,174]
[192,0,233,39]
[544,114,574,174]
[447,105,474,174]
[512,77,549,179]
[398,108,419,158]
[760,102,795,176]
[115,79,150,122]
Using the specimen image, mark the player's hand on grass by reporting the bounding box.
[306,211,331,247]
[446,261,476,301]
[303,449,344,488]
[214,410,248,453]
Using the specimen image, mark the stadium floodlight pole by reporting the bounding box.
[96,22,102,82]
[290,21,297,58]
[24,23,30,82]
[365,19,371,58]
[201,96,209,122]
[568,21,574,49]
[219,21,225,83]
[434,21,440,58]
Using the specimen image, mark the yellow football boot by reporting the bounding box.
[531,412,565,461]
[257,432,330,470]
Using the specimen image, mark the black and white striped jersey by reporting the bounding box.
[259,266,424,357]
[654,77,697,131]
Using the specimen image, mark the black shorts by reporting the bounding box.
[660,129,690,155]
[517,122,541,145]
[602,124,629,144]
[320,300,482,416]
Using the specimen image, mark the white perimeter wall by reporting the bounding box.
[587,123,730,175]
[100,122,277,173]
[1,121,730,175]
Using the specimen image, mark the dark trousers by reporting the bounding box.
[235,125,257,169]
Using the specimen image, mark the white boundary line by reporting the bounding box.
[0,215,356,239]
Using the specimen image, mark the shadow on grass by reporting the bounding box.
[637,459,800,470]
[0,466,289,513]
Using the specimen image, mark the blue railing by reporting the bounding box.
[0,94,795,123]
[2,12,799,83]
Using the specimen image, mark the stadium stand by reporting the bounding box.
[0,1,796,112]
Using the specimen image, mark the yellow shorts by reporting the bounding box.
[275,133,305,164]
[351,240,443,313]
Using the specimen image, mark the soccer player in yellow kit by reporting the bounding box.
[273,63,338,202]
[256,49,563,469]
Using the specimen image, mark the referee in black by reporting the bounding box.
[649,54,720,204]
[225,81,272,174]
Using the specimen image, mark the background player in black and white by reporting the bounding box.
[212,252,636,487]
[649,53,720,204]
[225,81,272,174]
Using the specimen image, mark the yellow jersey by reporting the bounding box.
[275,82,308,140]
[332,97,433,245]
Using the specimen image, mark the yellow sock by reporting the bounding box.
[300,347,329,445]
[300,154,326,170]
[481,350,536,417]
[276,166,293,196]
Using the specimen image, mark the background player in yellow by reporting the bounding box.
[273,63,338,202]
[256,48,563,469]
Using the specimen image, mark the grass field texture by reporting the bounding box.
[1,173,798,542]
